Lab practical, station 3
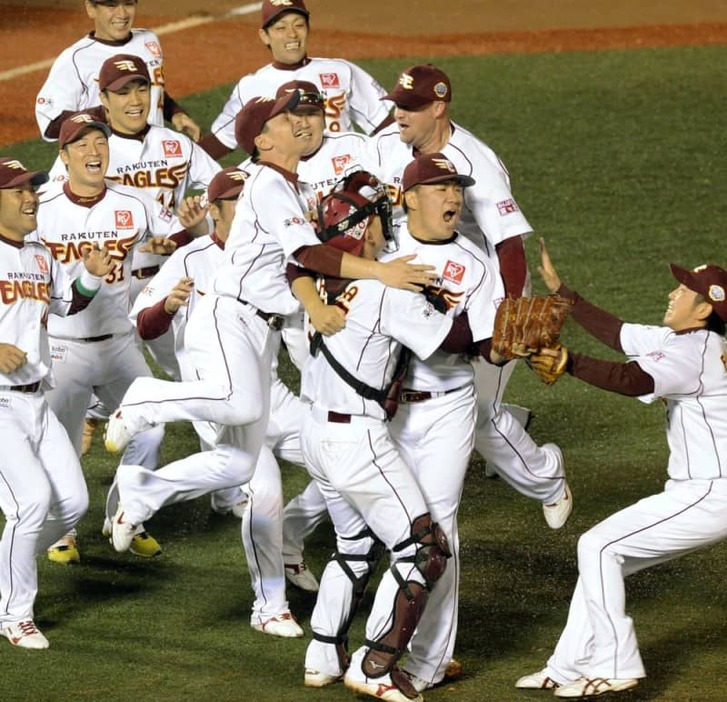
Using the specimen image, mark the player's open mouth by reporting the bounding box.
[126,108,144,118]
[285,42,301,50]
[86,160,103,172]
[443,209,458,222]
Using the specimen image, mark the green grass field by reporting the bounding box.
[4,46,727,701]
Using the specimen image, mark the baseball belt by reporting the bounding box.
[0,381,42,394]
[240,300,284,331]
[399,383,470,403]
[132,266,161,280]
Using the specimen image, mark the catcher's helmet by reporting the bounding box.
[316,171,394,257]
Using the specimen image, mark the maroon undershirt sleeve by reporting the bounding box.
[198,133,233,160]
[557,283,625,352]
[68,283,97,315]
[168,230,195,248]
[136,299,176,340]
[567,353,655,396]
[294,245,344,278]
[162,92,186,122]
[438,312,473,354]
[495,236,527,298]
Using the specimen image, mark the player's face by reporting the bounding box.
[259,13,309,65]
[363,215,386,260]
[86,0,136,42]
[292,107,325,156]
[210,199,238,241]
[664,284,710,331]
[100,80,151,135]
[394,103,439,150]
[262,111,309,159]
[0,185,41,240]
[407,181,464,241]
[60,129,110,195]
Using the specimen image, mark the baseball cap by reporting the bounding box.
[402,153,475,192]
[261,0,309,29]
[670,263,727,322]
[384,64,452,109]
[0,157,49,189]
[234,91,301,155]
[276,80,324,110]
[58,110,112,149]
[98,54,150,93]
[207,167,248,203]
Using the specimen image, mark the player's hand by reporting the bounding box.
[82,243,113,277]
[309,304,346,336]
[171,113,202,142]
[139,236,177,256]
[163,277,194,314]
[377,255,437,292]
[177,195,209,234]
[537,237,562,294]
[0,343,28,374]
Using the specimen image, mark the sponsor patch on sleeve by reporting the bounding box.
[496,198,519,216]
[284,216,307,228]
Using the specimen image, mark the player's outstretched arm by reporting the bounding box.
[172,113,202,142]
[290,274,345,337]
[537,237,562,294]
[341,253,437,292]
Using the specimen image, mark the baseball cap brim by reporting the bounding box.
[59,120,112,149]
[0,170,49,189]
[102,74,150,93]
[670,263,694,289]
[381,91,433,109]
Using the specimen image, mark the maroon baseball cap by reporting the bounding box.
[58,110,111,149]
[402,153,475,192]
[276,80,324,110]
[261,0,309,29]
[207,167,248,203]
[383,64,452,109]
[98,53,150,93]
[234,91,300,155]
[670,263,727,321]
[0,158,48,189]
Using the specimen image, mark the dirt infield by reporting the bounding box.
[2,0,727,145]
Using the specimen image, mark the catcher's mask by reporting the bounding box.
[316,171,395,257]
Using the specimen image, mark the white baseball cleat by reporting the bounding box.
[515,668,562,690]
[403,657,463,691]
[251,611,304,638]
[344,649,423,702]
[304,668,343,688]
[1,620,49,650]
[110,505,137,553]
[543,483,573,530]
[284,560,320,592]
[104,409,134,453]
[554,676,639,698]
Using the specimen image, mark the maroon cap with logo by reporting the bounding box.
[402,153,475,192]
[276,80,324,110]
[207,167,248,203]
[0,157,48,189]
[383,64,452,109]
[670,263,727,322]
[58,110,111,149]
[234,91,300,155]
[261,0,309,29]
[98,53,150,93]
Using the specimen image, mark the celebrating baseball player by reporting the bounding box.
[199,0,392,159]
[365,63,572,528]
[35,0,200,142]
[0,157,112,650]
[37,112,167,563]
[515,241,727,698]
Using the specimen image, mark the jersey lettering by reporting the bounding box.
[108,163,189,191]
[43,235,137,265]
[335,284,359,314]
[0,279,50,305]
[324,93,347,133]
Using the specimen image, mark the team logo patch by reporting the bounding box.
[646,350,666,362]
[35,255,49,275]
[332,154,352,176]
[709,284,725,303]
[271,0,294,6]
[36,96,52,107]
[496,198,519,216]
[162,140,182,158]
[443,260,465,285]
[145,41,162,58]
[115,210,134,230]
[284,216,306,227]
[398,73,415,90]
[320,73,340,89]
[159,207,173,223]
[432,157,456,174]
[433,81,448,99]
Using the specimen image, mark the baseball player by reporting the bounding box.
[516,242,727,698]
[103,94,433,585]
[35,0,200,142]
[365,63,572,529]
[37,112,168,563]
[199,0,392,160]
[0,157,112,649]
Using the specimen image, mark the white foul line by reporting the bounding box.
[0,2,263,83]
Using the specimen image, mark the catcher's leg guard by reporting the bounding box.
[312,527,385,671]
[362,513,451,678]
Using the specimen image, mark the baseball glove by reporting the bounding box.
[492,294,574,361]
[527,342,570,385]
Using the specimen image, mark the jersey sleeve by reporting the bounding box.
[129,249,185,325]
[209,80,245,151]
[381,288,453,361]
[463,258,505,342]
[345,62,392,135]
[187,142,223,190]
[35,48,87,141]
[47,251,77,316]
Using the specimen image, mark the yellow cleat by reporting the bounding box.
[129,531,162,558]
[47,535,80,564]
[81,418,99,456]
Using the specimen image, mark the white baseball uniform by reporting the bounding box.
[364,123,567,506]
[0,234,99,629]
[36,29,170,139]
[210,58,390,152]
[300,276,454,683]
[385,221,504,686]
[541,322,727,684]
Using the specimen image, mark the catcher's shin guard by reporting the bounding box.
[312,527,385,671]
[362,514,451,678]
